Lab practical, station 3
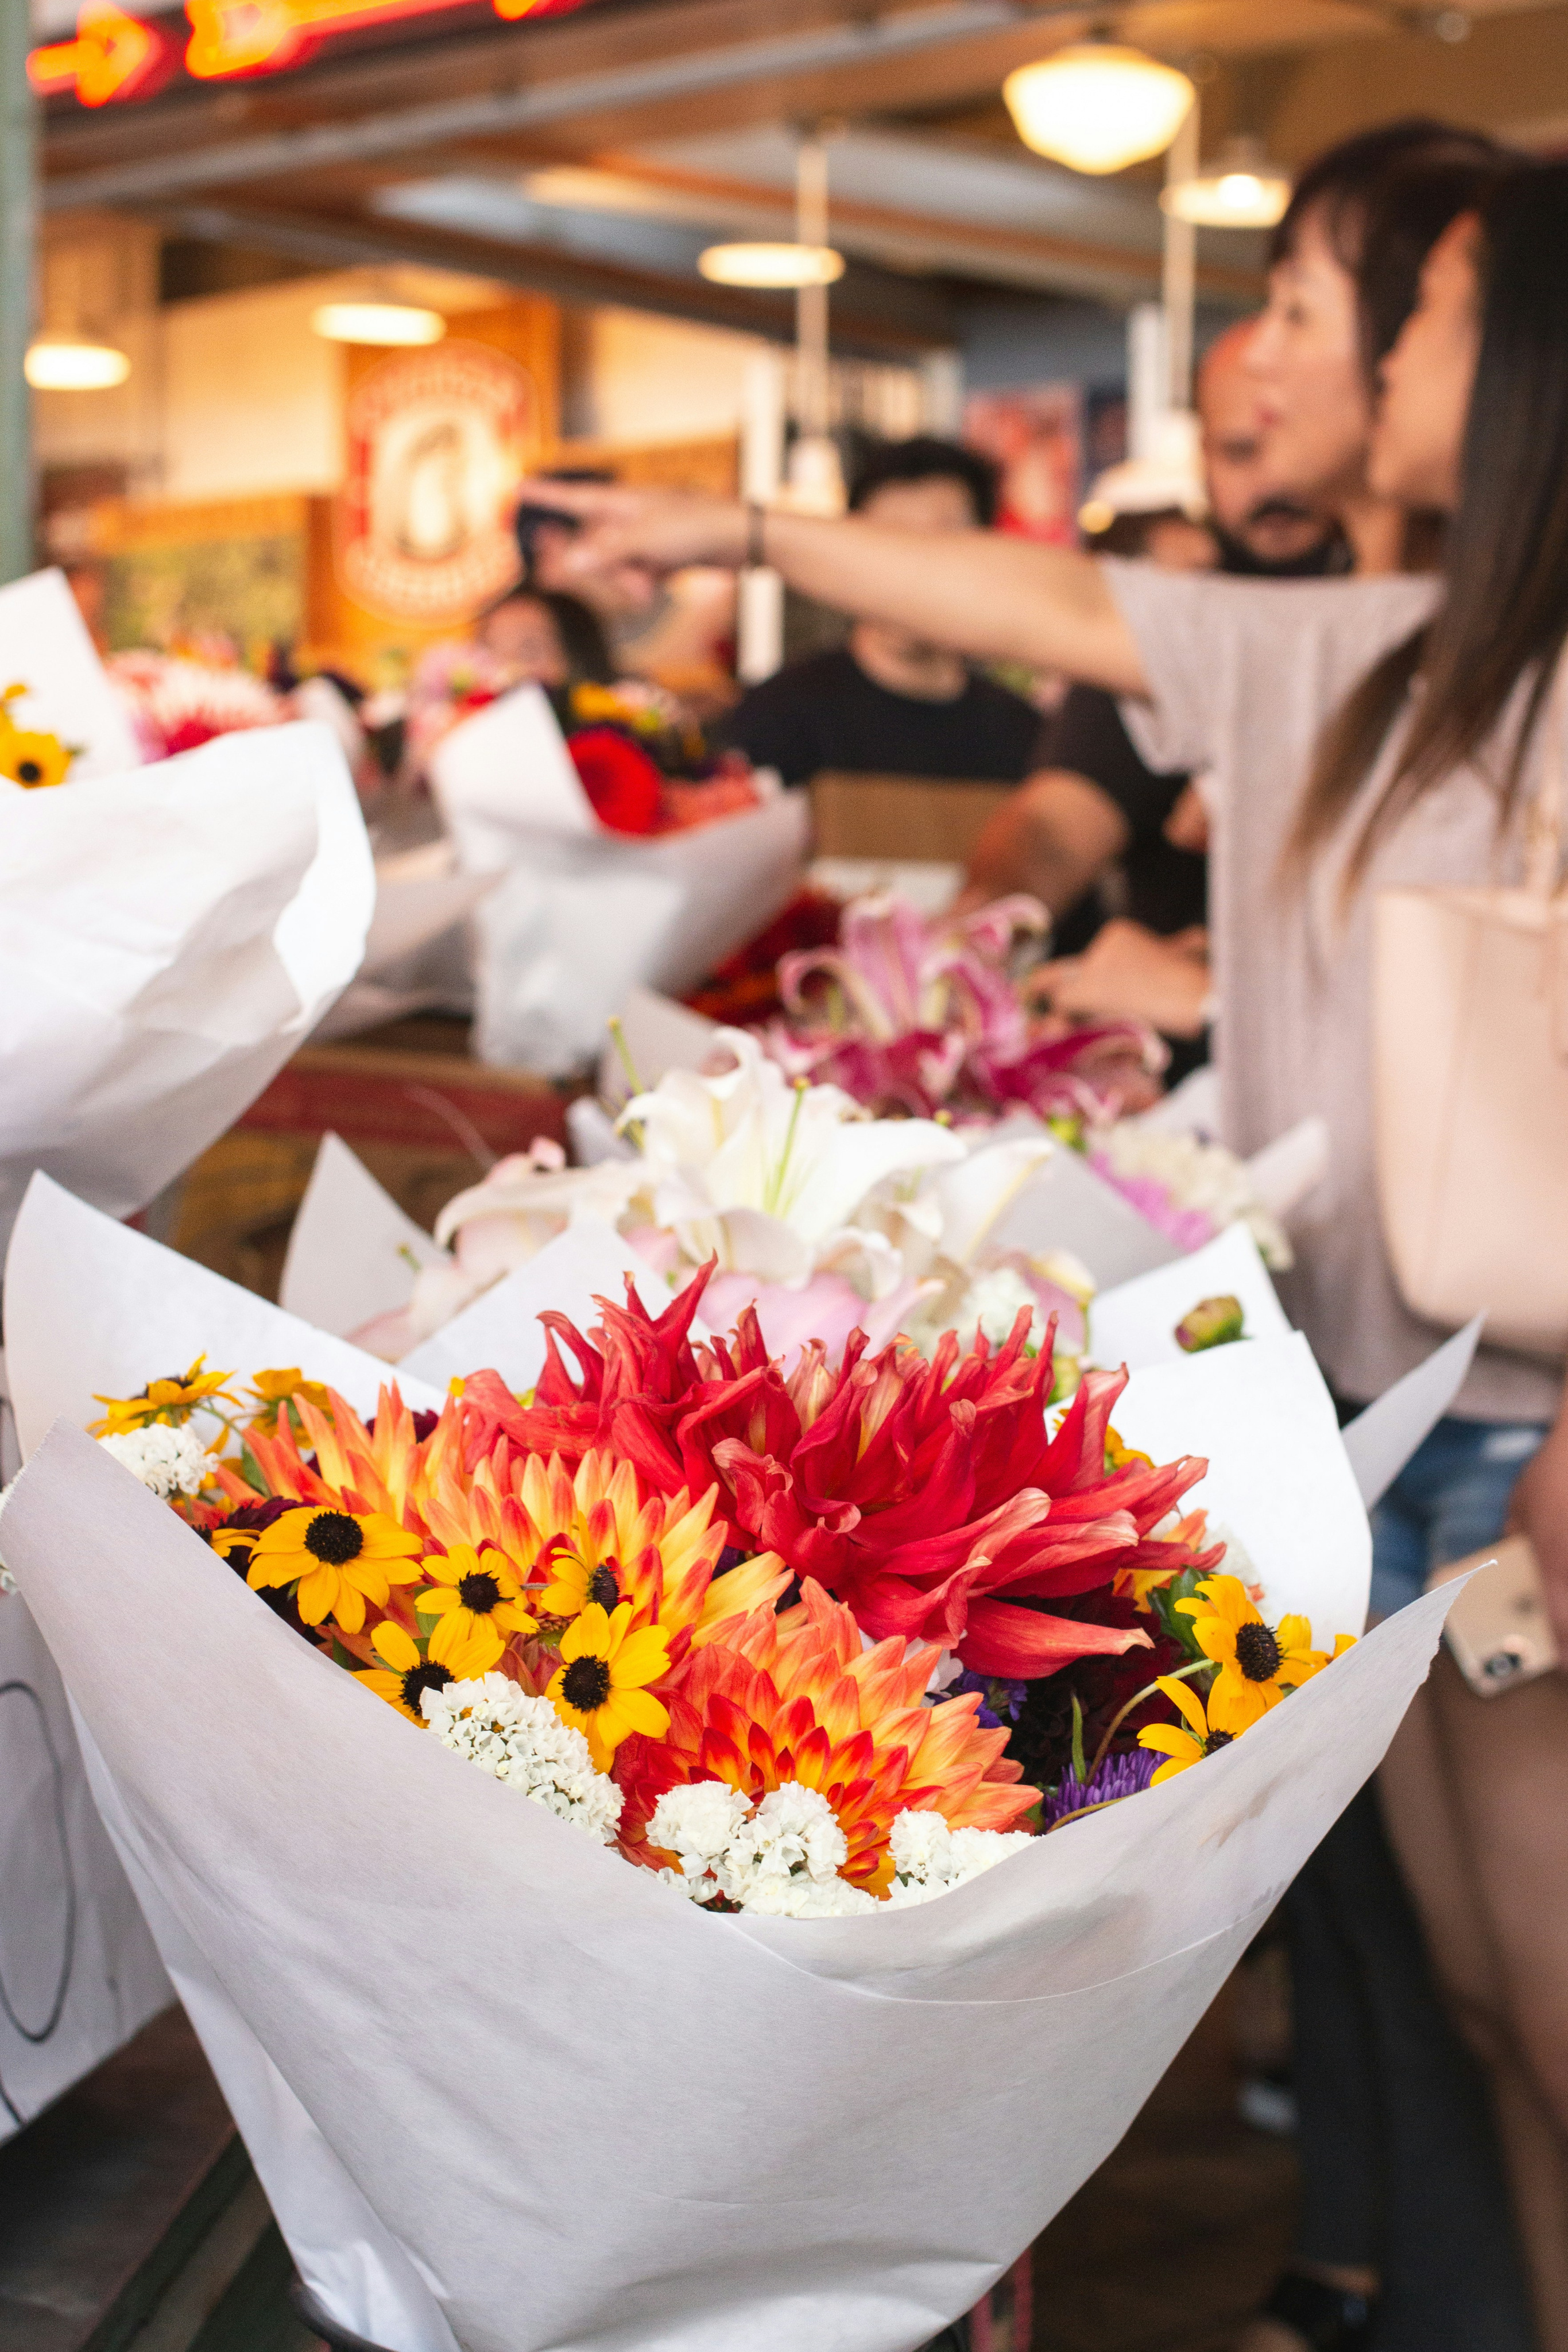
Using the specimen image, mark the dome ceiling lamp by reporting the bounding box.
[1162,134,1292,229]
[1004,33,1195,176]
[697,242,843,289]
[25,331,131,389]
[311,298,446,346]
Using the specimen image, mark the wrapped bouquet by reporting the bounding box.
[288,1029,1092,1374]
[0,1173,1462,2352]
[430,685,808,1073]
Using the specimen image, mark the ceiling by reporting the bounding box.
[37,0,1568,350]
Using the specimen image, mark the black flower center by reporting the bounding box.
[458,1570,502,1614]
[402,1661,455,1711]
[303,1510,365,1566]
[1203,1730,1234,1756]
[588,1563,621,1611]
[562,1655,613,1712]
[1234,1622,1282,1682]
[17,760,43,784]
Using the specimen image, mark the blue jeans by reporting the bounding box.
[1368,1414,1548,1621]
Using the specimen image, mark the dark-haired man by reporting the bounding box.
[718,437,1040,787]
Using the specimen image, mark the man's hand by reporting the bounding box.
[1506,1405,1568,1655]
[1028,918,1211,1037]
[514,478,749,581]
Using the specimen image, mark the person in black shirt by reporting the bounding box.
[719,439,1039,787]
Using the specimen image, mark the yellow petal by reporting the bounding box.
[416,1586,460,1616]
[609,1626,672,1689]
[332,1583,367,1637]
[1151,1755,1196,1784]
[361,1517,424,1558]
[1275,1615,1314,1654]
[1138,1725,1202,1761]
[1154,1674,1210,1740]
[560,1603,610,1663]
[1194,1621,1236,1668]
[296,1565,336,1624]
[495,1603,537,1637]
[611,1686,669,1739]
[372,1622,420,1670]
[539,1581,582,1616]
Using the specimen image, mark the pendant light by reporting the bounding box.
[1161,136,1292,229]
[1004,38,1194,176]
[698,244,843,288]
[311,300,446,346]
[25,331,130,389]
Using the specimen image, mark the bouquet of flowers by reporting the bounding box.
[765,890,1163,1124]
[0,1173,1459,2352]
[764,891,1301,1268]
[430,685,809,1073]
[552,678,764,839]
[0,567,143,778]
[109,648,288,760]
[323,1028,1091,1372]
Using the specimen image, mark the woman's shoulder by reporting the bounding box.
[1102,554,1441,632]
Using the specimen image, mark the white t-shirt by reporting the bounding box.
[1105,556,1560,1424]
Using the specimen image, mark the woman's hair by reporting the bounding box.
[481,585,617,686]
[1272,117,1511,386]
[1287,163,1568,885]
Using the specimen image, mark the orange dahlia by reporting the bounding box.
[616,1577,1038,1894]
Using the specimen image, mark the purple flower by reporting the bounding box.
[943,1669,1028,1730]
[1041,1746,1158,1829]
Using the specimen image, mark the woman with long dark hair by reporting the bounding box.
[517,150,1568,2350]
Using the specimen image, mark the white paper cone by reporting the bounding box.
[1340,1315,1485,1513]
[280,1135,447,1341]
[4,1175,443,1453]
[988,1146,1179,1287]
[0,567,144,779]
[0,1589,171,2148]
[0,721,374,1256]
[1116,1334,1370,1643]
[0,1421,1455,2352]
[1088,1224,1291,1371]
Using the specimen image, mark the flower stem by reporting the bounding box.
[1085,1658,1209,1788]
[606,1016,645,1151]
[766,1076,810,1217]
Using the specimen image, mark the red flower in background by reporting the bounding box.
[567,725,665,835]
[460,1275,1219,1682]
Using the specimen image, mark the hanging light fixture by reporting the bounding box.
[311,300,446,346]
[1161,135,1292,228]
[1004,40,1194,175]
[697,242,843,289]
[24,331,131,389]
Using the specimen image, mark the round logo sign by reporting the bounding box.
[336,340,535,624]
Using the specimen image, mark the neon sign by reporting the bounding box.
[30,0,589,100]
[29,0,173,105]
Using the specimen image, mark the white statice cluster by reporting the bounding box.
[648,1779,876,1917]
[98,1421,214,1500]
[1093,1123,1291,1269]
[421,1676,623,1844]
[886,1810,1035,1908]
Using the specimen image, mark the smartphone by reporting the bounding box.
[1426,1534,1561,1697]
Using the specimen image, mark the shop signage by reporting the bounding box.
[335,339,536,625]
[30,0,593,103]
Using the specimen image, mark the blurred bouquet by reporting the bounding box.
[1083,1119,1292,1271]
[764,891,1163,1124]
[553,679,763,839]
[109,649,288,760]
[378,1028,1093,1367]
[0,679,78,788]
[403,639,521,778]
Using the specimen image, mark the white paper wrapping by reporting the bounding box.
[1088,1224,1291,1371]
[0,1419,1455,2352]
[0,719,374,1256]
[431,686,810,1074]
[1,1173,1456,2349]
[280,1134,448,1341]
[0,567,144,779]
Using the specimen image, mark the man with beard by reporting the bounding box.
[961,320,1345,1074]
